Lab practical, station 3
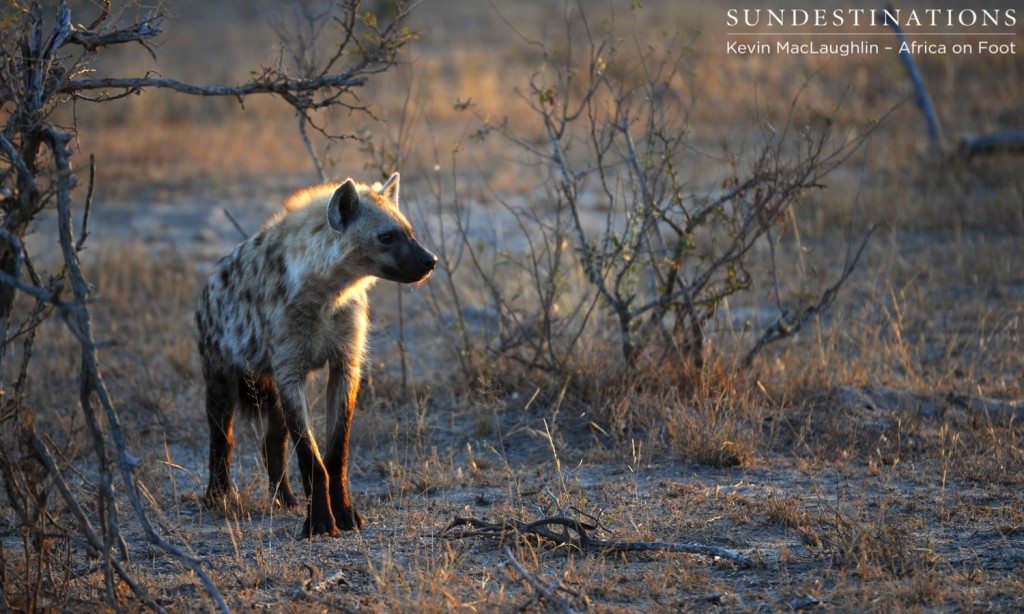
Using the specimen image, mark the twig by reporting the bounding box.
[298,115,326,183]
[284,563,353,610]
[84,0,111,31]
[0,134,39,200]
[66,12,162,54]
[442,514,753,568]
[28,431,154,607]
[222,208,250,240]
[743,225,876,368]
[308,567,349,593]
[76,154,95,252]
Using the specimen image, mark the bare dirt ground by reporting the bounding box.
[117,382,1024,612]
[23,195,1021,612]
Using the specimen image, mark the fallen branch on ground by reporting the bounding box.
[503,545,585,614]
[441,514,753,568]
[958,131,1024,158]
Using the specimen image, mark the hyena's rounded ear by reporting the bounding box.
[379,172,400,204]
[328,180,360,231]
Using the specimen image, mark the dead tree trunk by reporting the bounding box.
[877,6,945,150]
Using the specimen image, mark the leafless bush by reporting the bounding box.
[0,0,413,609]
[433,3,881,380]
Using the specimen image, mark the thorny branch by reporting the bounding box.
[63,72,372,103]
[50,126,229,612]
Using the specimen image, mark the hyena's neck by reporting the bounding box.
[284,229,352,292]
[286,245,375,309]
[330,276,376,311]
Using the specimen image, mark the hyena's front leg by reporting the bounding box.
[276,371,338,537]
[324,362,365,530]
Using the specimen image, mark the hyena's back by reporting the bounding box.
[195,236,287,379]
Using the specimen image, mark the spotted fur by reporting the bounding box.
[196,173,436,536]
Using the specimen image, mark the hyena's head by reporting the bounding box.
[327,173,437,284]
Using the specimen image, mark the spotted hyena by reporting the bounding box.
[196,173,436,537]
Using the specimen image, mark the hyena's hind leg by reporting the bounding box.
[239,376,299,509]
[204,368,238,509]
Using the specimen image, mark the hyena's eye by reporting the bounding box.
[378,232,394,245]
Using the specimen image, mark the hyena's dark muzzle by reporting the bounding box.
[382,236,437,284]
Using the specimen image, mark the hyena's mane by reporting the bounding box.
[282,179,393,213]
[283,182,343,212]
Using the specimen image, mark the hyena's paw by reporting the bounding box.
[301,515,340,538]
[334,506,365,531]
[202,487,241,513]
[273,487,300,509]
[301,501,340,538]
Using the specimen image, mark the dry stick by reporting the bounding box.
[56,7,412,122]
[75,154,95,252]
[66,11,161,53]
[298,115,326,183]
[875,14,1023,159]
[28,432,154,609]
[443,515,753,569]
[0,134,39,199]
[48,129,229,614]
[307,567,350,593]
[0,267,64,306]
[223,207,250,240]
[84,0,111,32]
[285,565,353,611]
[503,545,582,614]
[11,283,49,410]
[46,130,126,607]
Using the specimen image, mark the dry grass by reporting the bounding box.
[3,0,1024,611]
